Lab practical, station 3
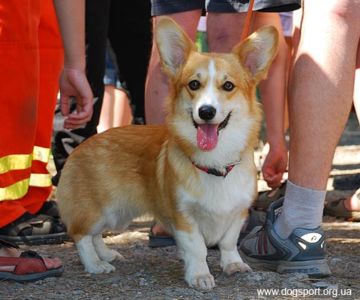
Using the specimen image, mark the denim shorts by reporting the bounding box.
[103,47,127,90]
[280,11,293,37]
[151,0,301,16]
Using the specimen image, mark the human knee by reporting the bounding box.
[207,13,244,52]
[320,0,358,23]
[272,35,288,65]
[209,28,233,50]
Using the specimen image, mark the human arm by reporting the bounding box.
[262,141,288,189]
[260,58,288,189]
[260,59,289,188]
[261,75,288,189]
[252,13,288,188]
[53,0,93,129]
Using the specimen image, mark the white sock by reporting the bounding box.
[274,180,326,239]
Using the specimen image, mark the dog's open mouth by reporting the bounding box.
[192,112,232,151]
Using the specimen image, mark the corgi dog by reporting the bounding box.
[57,17,278,290]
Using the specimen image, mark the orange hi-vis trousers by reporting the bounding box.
[0,0,64,227]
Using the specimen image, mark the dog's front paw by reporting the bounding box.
[188,273,215,290]
[98,249,124,263]
[85,261,116,274]
[223,262,252,275]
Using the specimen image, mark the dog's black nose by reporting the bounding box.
[198,105,216,121]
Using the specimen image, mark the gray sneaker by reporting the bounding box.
[239,198,331,277]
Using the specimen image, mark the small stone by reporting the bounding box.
[139,277,148,286]
[72,290,83,295]
[312,281,338,290]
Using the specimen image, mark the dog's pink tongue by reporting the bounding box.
[197,124,218,151]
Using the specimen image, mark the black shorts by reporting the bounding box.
[151,0,301,16]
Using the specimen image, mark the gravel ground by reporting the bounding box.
[1,113,359,300]
[1,217,359,300]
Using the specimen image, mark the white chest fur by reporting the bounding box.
[176,157,256,246]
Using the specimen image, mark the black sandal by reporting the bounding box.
[148,224,176,248]
[0,212,68,245]
[324,188,360,221]
[37,200,61,219]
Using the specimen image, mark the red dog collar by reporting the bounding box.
[192,161,240,178]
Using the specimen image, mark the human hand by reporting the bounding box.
[59,67,93,129]
[262,142,288,189]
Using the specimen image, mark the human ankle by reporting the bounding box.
[344,193,360,211]
[274,180,326,239]
[0,247,19,257]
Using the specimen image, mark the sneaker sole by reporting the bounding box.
[240,250,331,277]
[277,259,331,277]
[0,232,69,246]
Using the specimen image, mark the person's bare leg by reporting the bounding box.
[207,13,246,52]
[145,10,202,124]
[146,11,202,237]
[208,13,288,189]
[0,247,20,272]
[253,13,289,189]
[113,89,132,127]
[276,0,360,238]
[343,39,360,212]
[97,85,115,133]
[289,0,359,189]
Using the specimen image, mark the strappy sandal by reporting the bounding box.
[0,239,64,282]
[148,224,176,248]
[333,173,360,190]
[0,212,68,245]
[324,189,360,221]
[253,181,287,210]
[37,200,61,219]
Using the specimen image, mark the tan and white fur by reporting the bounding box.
[57,17,278,290]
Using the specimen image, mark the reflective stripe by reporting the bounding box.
[29,173,52,187]
[0,172,51,201]
[0,179,29,201]
[0,154,32,174]
[0,146,51,200]
[33,146,50,163]
[0,146,50,175]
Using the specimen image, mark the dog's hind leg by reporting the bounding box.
[93,234,124,262]
[77,235,116,274]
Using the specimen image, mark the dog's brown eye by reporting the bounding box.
[188,80,201,91]
[223,81,235,91]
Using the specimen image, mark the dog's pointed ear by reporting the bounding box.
[155,17,196,77]
[232,26,279,83]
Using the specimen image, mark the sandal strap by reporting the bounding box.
[20,250,43,259]
[30,216,53,235]
[324,194,360,221]
[37,201,60,219]
[29,214,66,235]
[329,198,352,217]
[0,252,48,275]
[0,214,66,238]
[0,213,34,237]
[0,239,19,249]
